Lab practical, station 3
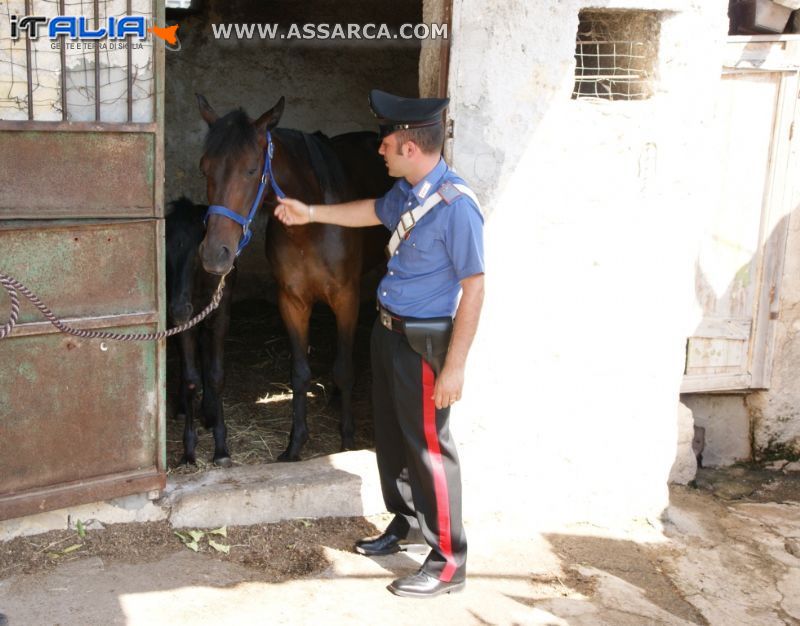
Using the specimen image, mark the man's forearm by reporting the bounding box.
[445,274,485,370]
[312,198,381,227]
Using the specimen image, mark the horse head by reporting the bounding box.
[196,93,285,275]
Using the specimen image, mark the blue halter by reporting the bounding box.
[205,129,287,256]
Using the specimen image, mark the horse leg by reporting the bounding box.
[277,292,312,462]
[200,308,232,467]
[178,328,201,465]
[330,283,359,451]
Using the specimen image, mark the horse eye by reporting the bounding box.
[247,168,258,176]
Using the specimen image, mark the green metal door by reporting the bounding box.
[0,0,166,521]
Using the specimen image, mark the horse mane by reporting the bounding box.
[166,195,206,221]
[272,129,351,204]
[305,132,351,204]
[204,109,258,159]
[205,113,354,204]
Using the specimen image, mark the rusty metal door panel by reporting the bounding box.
[0,325,164,520]
[0,218,166,521]
[0,221,158,326]
[0,131,156,219]
[0,0,166,522]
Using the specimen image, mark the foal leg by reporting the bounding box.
[329,282,359,451]
[178,328,201,465]
[200,305,232,467]
[277,291,312,462]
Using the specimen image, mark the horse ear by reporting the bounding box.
[254,96,285,133]
[196,93,218,126]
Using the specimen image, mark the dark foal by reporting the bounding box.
[196,94,389,461]
[165,197,236,466]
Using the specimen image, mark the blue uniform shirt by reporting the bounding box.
[375,157,485,318]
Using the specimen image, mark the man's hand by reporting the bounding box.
[274,197,311,226]
[433,363,465,409]
[431,273,484,411]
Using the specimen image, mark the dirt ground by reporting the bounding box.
[3,466,800,625]
[166,298,378,472]
[0,516,377,583]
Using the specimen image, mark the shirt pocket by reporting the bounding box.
[403,226,440,263]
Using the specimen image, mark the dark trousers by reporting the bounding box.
[370,318,467,582]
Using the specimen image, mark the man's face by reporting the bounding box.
[378,132,408,178]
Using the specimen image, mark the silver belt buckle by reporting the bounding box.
[380,308,392,330]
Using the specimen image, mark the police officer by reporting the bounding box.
[274,89,485,598]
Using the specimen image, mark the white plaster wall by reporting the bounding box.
[446,0,728,525]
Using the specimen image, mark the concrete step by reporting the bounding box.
[0,450,384,539]
[165,450,385,528]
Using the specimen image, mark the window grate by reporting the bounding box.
[572,10,660,102]
[0,0,155,122]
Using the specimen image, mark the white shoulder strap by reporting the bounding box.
[385,183,481,258]
[386,192,444,257]
[452,184,482,214]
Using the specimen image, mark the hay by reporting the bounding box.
[166,299,375,474]
[577,8,661,47]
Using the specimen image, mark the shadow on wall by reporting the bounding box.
[684,208,797,465]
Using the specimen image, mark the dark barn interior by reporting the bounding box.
[163,0,427,470]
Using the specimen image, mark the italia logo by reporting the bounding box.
[9,15,180,48]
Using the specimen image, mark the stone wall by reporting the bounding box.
[748,207,800,459]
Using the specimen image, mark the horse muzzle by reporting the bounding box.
[169,301,194,325]
[198,239,235,276]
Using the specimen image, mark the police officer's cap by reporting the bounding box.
[369,89,449,138]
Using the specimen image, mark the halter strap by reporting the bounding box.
[266,130,286,201]
[205,128,286,256]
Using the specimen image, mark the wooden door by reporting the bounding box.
[683,37,800,392]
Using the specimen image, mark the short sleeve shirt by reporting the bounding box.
[374,157,484,318]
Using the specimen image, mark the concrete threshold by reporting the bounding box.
[0,450,385,540]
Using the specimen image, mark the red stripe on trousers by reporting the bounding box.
[421,359,457,582]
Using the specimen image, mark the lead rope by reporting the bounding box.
[0,271,227,342]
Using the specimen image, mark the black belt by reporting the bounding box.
[378,304,406,334]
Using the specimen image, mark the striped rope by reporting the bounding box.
[0,271,227,342]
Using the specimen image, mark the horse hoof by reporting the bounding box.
[341,437,356,452]
[277,450,301,462]
[213,456,233,468]
[179,454,196,466]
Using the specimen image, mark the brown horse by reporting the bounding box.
[196,94,389,461]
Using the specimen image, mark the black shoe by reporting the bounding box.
[387,570,465,598]
[354,531,404,556]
